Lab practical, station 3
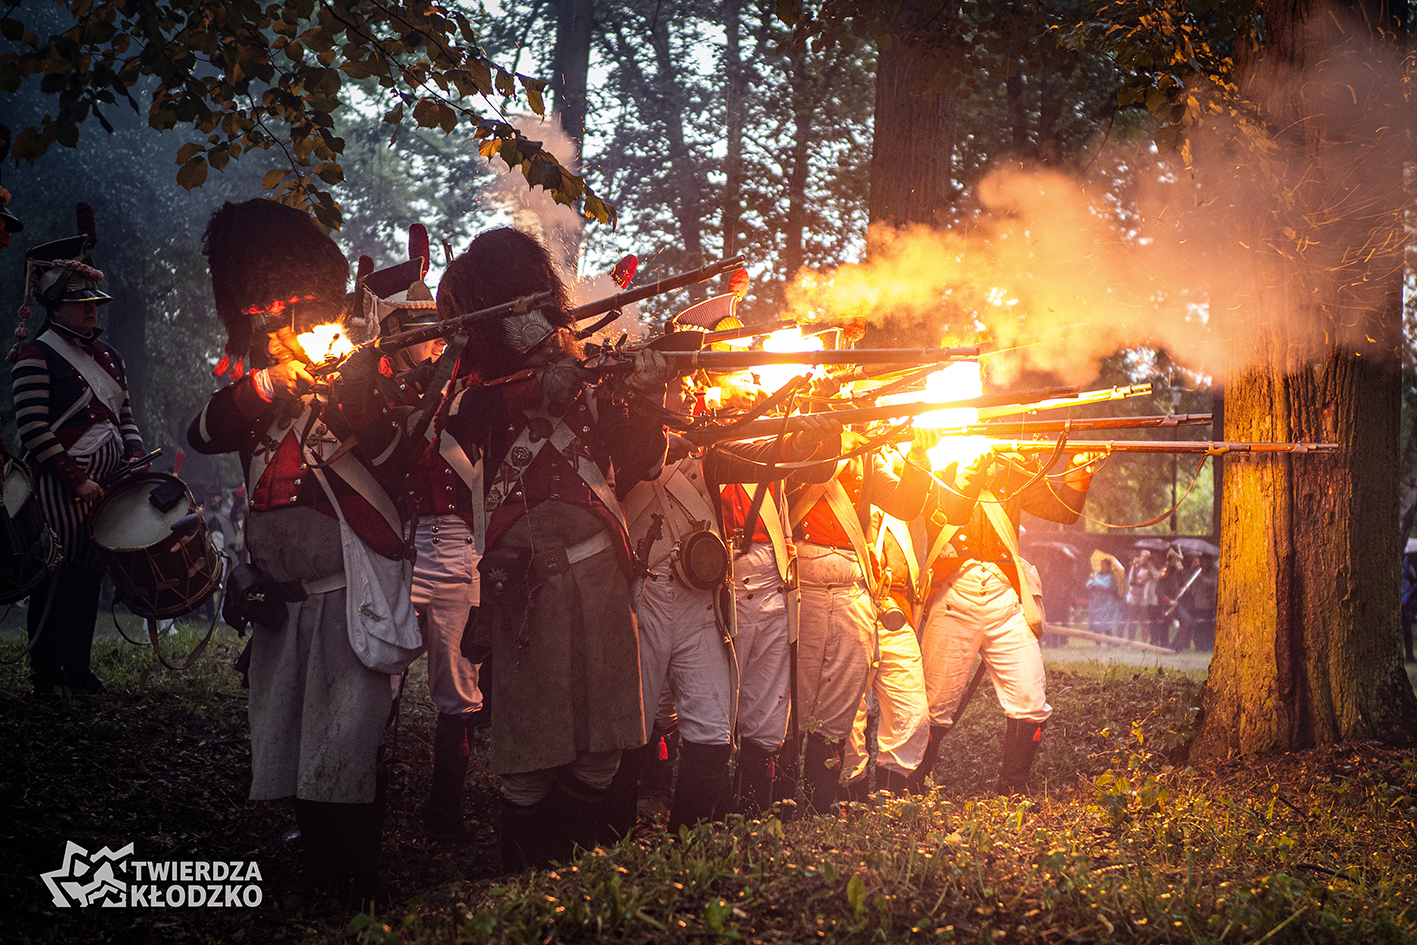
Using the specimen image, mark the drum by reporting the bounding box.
[90,473,222,619]
[0,456,61,605]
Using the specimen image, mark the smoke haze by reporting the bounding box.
[782,13,1407,387]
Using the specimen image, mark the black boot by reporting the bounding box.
[803,732,842,814]
[548,772,607,864]
[339,796,385,909]
[906,724,950,794]
[879,768,912,796]
[500,795,552,873]
[598,740,655,843]
[425,713,473,841]
[842,773,870,803]
[669,740,731,833]
[639,724,677,820]
[998,718,1045,794]
[733,740,777,817]
[290,799,336,909]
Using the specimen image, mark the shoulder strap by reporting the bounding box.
[980,488,1044,632]
[823,479,874,583]
[876,514,921,592]
[757,487,791,583]
[35,330,126,418]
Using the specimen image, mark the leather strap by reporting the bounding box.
[36,329,125,419]
[980,488,1045,634]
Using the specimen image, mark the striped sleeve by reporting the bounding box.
[11,343,86,489]
[12,344,63,465]
[109,348,145,454]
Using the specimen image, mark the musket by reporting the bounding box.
[565,255,747,323]
[670,347,979,371]
[311,256,749,375]
[936,414,1213,436]
[701,319,797,344]
[1163,566,1203,616]
[685,385,1078,445]
[980,439,1338,455]
[975,382,1156,419]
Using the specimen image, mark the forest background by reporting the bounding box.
[2,0,1347,538]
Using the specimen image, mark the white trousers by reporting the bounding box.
[920,562,1051,726]
[843,619,930,780]
[411,515,482,716]
[732,543,791,752]
[636,570,732,746]
[796,544,876,741]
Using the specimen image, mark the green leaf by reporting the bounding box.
[0,17,22,41]
[262,168,286,191]
[494,68,513,97]
[176,156,208,191]
[846,874,866,914]
[775,0,801,27]
[175,142,204,164]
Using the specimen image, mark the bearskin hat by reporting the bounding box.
[202,199,348,374]
[436,227,571,381]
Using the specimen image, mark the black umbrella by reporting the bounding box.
[1027,540,1080,560]
[1173,537,1220,557]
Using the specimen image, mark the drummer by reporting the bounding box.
[10,209,146,697]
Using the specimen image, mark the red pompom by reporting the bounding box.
[214,354,231,377]
[231,358,246,380]
[611,254,638,289]
[729,268,750,299]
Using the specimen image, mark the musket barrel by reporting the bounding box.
[688,385,1078,444]
[567,255,747,322]
[981,439,1338,454]
[944,414,1213,435]
[367,256,749,358]
[667,347,981,371]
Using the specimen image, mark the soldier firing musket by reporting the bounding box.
[305,254,750,377]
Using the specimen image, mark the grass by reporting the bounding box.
[2,624,1415,944]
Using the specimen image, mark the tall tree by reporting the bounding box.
[1191,0,1417,755]
[1077,0,1417,753]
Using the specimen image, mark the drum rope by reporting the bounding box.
[143,554,227,672]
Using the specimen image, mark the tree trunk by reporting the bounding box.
[866,5,958,232]
[550,0,593,156]
[782,44,813,279]
[1191,0,1417,759]
[549,0,593,272]
[722,0,745,259]
[866,2,959,345]
[645,4,707,295]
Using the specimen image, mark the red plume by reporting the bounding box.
[173,450,186,477]
[611,254,638,289]
[76,202,98,249]
[729,267,750,299]
[409,224,430,278]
